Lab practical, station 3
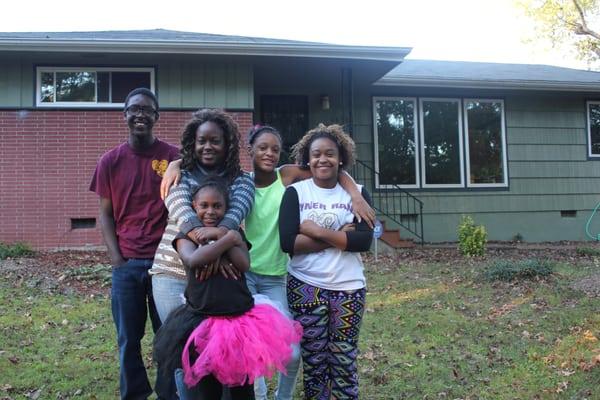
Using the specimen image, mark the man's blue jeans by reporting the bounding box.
[111,258,162,400]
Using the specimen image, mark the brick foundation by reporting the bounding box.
[0,109,253,250]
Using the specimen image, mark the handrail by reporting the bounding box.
[350,159,424,245]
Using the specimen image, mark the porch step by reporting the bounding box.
[379,230,415,248]
[378,220,415,248]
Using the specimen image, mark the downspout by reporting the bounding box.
[341,67,354,135]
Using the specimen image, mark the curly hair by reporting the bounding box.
[290,123,356,170]
[180,109,241,182]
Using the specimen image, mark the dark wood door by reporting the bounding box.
[260,95,309,165]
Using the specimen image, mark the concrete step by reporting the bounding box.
[379,229,415,248]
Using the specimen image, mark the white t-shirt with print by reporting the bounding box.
[287,179,366,291]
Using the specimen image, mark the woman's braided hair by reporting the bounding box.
[180,109,241,182]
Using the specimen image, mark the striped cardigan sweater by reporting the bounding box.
[150,165,255,278]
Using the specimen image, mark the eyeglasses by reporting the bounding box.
[125,105,157,116]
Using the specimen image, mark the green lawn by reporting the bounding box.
[1,251,599,399]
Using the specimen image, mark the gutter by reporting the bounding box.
[0,39,411,62]
[375,76,600,92]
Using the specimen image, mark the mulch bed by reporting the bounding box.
[1,243,599,297]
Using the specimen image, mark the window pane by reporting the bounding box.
[41,72,54,103]
[56,72,96,102]
[422,100,462,185]
[466,101,505,184]
[97,72,110,103]
[589,103,600,156]
[375,99,417,185]
[111,72,151,103]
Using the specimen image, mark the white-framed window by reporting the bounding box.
[419,98,464,188]
[373,97,419,189]
[36,67,155,107]
[372,97,508,189]
[464,99,508,187]
[587,101,600,158]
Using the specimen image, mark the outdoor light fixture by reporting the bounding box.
[320,95,330,110]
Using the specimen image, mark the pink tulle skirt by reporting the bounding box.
[181,301,302,388]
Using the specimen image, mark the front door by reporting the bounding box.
[260,95,308,165]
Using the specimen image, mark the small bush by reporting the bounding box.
[576,247,600,257]
[0,242,34,260]
[484,259,555,282]
[457,215,487,256]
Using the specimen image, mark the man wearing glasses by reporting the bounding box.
[90,88,180,399]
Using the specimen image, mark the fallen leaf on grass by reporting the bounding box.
[25,389,42,399]
[558,369,576,376]
[582,330,598,343]
[579,354,600,371]
[1,384,13,392]
[555,381,569,393]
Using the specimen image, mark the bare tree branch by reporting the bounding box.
[572,0,600,40]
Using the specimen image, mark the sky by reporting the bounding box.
[1,0,590,70]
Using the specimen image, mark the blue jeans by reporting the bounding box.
[152,274,187,323]
[111,258,161,400]
[245,271,301,400]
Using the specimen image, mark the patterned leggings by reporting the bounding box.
[287,275,366,400]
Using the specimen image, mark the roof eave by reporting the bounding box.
[375,77,600,92]
[0,39,411,62]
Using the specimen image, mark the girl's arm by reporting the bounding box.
[164,172,203,238]
[299,220,348,250]
[279,165,376,228]
[175,233,239,270]
[219,173,255,231]
[224,231,250,273]
[279,188,373,253]
[283,188,375,253]
[279,187,331,256]
[161,159,182,200]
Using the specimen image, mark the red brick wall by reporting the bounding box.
[0,110,253,250]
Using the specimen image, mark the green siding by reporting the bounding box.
[510,161,600,178]
[507,127,586,145]
[403,211,594,242]
[355,86,599,242]
[0,53,253,109]
[508,144,587,161]
[0,59,24,106]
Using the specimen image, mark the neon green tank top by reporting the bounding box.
[245,170,289,276]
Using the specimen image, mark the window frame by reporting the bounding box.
[586,100,600,159]
[36,66,156,108]
[419,97,465,189]
[372,96,420,189]
[463,98,509,188]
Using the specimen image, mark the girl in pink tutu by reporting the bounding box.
[153,176,302,400]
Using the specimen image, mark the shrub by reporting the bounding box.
[484,259,555,282]
[576,247,600,257]
[0,242,34,260]
[457,215,487,256]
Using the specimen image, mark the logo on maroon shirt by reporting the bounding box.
[152,159,169,177]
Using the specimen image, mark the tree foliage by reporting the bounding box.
[518,0,600,64]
